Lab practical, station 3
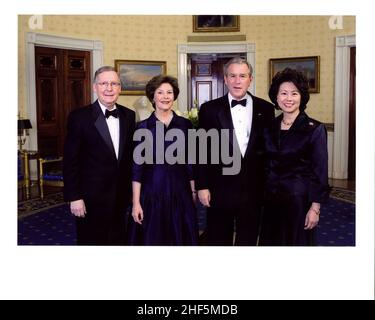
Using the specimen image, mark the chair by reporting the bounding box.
[38,156,63,199]
[18,151,25,188]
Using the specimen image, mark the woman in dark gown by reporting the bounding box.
[259,68,330,246]
[128,75,198,245]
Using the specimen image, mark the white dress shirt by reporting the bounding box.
[229,93,253,157]
[99,102,120,159]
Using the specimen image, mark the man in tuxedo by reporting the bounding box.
[196,57,275,245]
[63,66,135,245]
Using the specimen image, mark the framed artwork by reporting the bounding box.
[193,15,240,32]
[269,56,320,93]
[115,60,167,95]
[195,63,212,76]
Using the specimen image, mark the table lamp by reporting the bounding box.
[18,119,32,151]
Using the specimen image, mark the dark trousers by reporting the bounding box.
[205,202,261,246]
[76,209,127,245]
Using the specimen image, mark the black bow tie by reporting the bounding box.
[231,99,247,108]
[105,108,119,118]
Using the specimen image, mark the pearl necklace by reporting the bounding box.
[282,118,294,126]
[156,113,173,126]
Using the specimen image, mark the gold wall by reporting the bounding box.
[18,15,355,122]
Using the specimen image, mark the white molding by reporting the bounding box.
[332,35,355,179]
[26,32,101,51]
[327,131,334,178]
[25,36,37,152]
[25,32,103,178]
[336,34,356,47]
[177,42,255,111]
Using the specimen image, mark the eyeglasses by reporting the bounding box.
[96,81,121,88]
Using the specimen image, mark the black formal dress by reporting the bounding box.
[127,112,199,245]
[259,111,330,246]
[196,93,275,245]
[63,100,135,245]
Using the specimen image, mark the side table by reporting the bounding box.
[20,150,39,199]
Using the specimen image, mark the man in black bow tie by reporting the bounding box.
[105,108,119,118]
[196,57,275,245]
[231,99,247,108]
[63,66,135,245]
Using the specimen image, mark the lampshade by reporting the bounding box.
[18,119,32,135]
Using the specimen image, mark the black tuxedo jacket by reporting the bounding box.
[195,93,275,209]
[63,100,135,241]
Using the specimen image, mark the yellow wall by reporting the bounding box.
[18,15,355,123]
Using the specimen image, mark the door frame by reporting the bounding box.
[177,42,255,112]
[333,34,355,179]
[25,32,103,151]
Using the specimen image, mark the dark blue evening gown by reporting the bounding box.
[127,112,199,245]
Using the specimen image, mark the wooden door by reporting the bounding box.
[348,46,356,180]
[35,46,91,157]
[191,57,231,109]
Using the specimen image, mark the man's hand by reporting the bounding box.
[70,199,87,218]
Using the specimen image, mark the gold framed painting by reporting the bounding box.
[115,60,167,95]
[193,15,240,32]
[269,56,320,93]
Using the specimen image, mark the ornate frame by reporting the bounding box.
[269,56,320,93]
[193,15,240,32]
[115,60,167,95]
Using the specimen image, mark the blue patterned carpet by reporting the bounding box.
[18,194,355,246]
[316,198,355,246]
[18,204,76,245]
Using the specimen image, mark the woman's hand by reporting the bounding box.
[132,202,144,225]
[198,189,211,207]
[304,205,320,230]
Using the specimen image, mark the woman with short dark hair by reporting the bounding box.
[259,68,329,246]
[145,75,180,106]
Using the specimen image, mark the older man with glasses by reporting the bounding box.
[63,66,135,245]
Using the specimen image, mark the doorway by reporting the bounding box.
[25,32,104,154]
[35,46,91,157]
[332,34,355,180]
[177,42,255,112]
[189,53,246,109]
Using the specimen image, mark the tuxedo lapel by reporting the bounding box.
[117,105,129,162]
[244,94,262,158]
[92,101,116,157]
[217,95,235,147]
